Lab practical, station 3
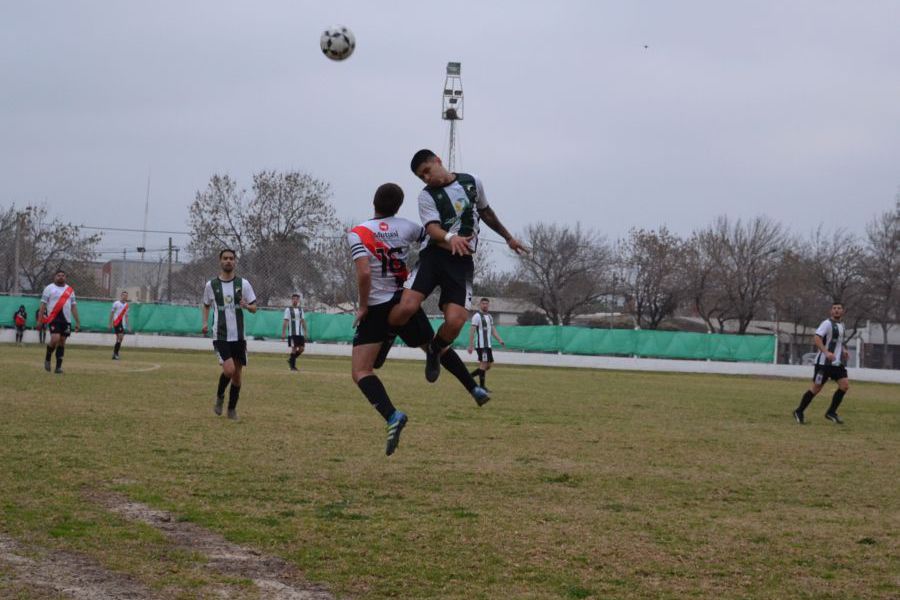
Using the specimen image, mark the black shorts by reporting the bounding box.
[288,335,306,347]
[15,325,25,333]
[813,364,848,385]
[113,324,126,335]
[476,348,494,363]
[406,246,474,310]
[48,314,71,337]
[214,340,248,366]
[353,295,434,348]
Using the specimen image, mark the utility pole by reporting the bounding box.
[167,237,173,303]
[12,212,24,295]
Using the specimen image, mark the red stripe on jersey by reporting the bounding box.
[114,302,129,326]
[44,286,74,323]
[350,224,410,282]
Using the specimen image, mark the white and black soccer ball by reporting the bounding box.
[320,26,355,61]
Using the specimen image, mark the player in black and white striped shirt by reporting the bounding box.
[467,297,505,391]
[793,301,851,424]
[281,294,307,371]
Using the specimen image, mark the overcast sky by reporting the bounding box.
[2,1,898,263]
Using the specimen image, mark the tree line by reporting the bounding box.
[2,172,897,365]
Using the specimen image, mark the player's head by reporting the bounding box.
[480,297,490,312]
[291,293,300,306]
[830,301,844,320]
[18,305,25,312]
[120,290,129,300]
[54,269,66,284]
[410,149,450,187]
[219,248,236,273]
[373,183,404,217]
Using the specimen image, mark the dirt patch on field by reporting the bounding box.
[0,534,159,599]
[93,491,336,599]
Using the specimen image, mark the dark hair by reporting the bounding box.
[480,297,490,303]
[121,290,128,295]
[410,149,437,174]
[55,269,66,276]
[291,293,300,298]
[832,300,844,307]
[219,248,236,259]
[374,183,404,216]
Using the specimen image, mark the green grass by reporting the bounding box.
[1,344,898,599]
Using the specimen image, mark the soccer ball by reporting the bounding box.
[320,26,355,61]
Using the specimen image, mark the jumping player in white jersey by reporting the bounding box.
[467,297,506,391]
[108,291,130,360]
[793,301,851,425]
[348,183,489,456]
[281,294,308,371]
[201,249,258,420]
[388,149,527,383]
[37,269,80,374]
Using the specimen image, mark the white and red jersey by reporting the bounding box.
[111,300,129,328]
[41,283,76,323]
[347,217,426,306]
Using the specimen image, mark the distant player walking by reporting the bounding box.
[388,149,527,383]
[349,183,489,455]
[108,291,130,360]
[37,269,80,374]
[468,297,505,391]
[13,305,27,345]
[281,294,307,371]
[201,249,258,420]
[794,301,851,425]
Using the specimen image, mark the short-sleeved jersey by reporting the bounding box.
[471,311,495,349]
[202,277,257,342]
[347,217,427,306]
[814,319,845,366]
[41,283,76,322]
[418,173,489,253]
[111,301,129,328]
[283,306,305,336]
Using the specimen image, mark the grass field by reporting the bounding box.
[0,343,898,599]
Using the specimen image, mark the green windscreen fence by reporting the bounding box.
[0,295,775,363]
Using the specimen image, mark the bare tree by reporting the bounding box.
[862,207,900,367]
[618,227,683,329]
[312,224,357,312]
[770,249,824,363]
[187,171,339,305]
[681,230,732,333]
[517,223,611,325]
[0,204,102,294]
[805,226,869,337]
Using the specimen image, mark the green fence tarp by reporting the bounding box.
[0,295,775,363]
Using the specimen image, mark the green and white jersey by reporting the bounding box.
[202,277,257,342]
[283,306,305,336]
[418,173,489,253]
[471,311,494,349]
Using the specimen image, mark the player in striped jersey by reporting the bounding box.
[388,149,527,383]
[467,297,505,391]
[348,183,488,456]
[108,291,130,360]
[281,294,307,371]
[794,301,851,425]
[37,269,80,374]
[201,249,258,420]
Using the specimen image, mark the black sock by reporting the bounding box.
[797,390,815,413]
[228,385,241,410]
[217,373,230,400]
[828,389,846,414]
[430,332,453,354]
[289,353,297,368]
[357,375,396,421]
[113,341,121,354]
[479,370,486,388]
[440,349,477,392]
[45,346,53,361]
[55,346,64,369]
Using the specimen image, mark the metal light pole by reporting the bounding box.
[442,62,464,171]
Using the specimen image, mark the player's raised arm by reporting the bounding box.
[479,205,528,254]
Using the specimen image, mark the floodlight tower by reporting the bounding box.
[442,62,463,171]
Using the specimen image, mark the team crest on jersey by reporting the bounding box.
[225,294,233,304]
[379,221,389,231]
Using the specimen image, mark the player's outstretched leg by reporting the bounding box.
[825,380,848,424]
[353,338,407,456]
[794,388,817,424]
[439,349,490,407]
